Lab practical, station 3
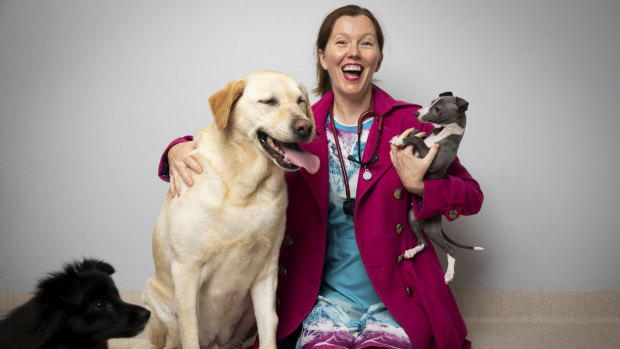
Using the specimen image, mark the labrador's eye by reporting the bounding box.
[297,97,306,105]
[260,98,278,106]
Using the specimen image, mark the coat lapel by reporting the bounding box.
[355,87,419,202]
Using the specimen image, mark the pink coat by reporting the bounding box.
[160,87,483,349]
[273,87,482,349]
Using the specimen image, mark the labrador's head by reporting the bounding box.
[209,71,319,173]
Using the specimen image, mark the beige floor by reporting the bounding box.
[466,322,620,349]
[2,290,619,348]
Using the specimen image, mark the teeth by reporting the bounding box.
[343,65,362,72]
[266,136,285,156]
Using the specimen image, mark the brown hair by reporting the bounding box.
[314,5,385,96]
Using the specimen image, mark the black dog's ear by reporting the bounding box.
[58,278,84,305]
[439,91,453,97]
[76,258,116,275]
[456,97,469,112]
[39,271,84,305]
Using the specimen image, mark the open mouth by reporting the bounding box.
[257,130,320,174]
[258,131,301,171]
[342,64,363,81]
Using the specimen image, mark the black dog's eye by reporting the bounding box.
[434,106,441,113]
[94,300,112,311]
[260,98,278,106]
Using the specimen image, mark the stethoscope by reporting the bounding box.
[328,99,384,216]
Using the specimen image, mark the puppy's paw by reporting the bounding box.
[403,244,425,259]
[444,271,454,284]
[390,136,404,147]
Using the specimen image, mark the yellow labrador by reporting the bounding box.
[142,71,319,349]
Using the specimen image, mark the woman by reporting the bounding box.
[160,5,483,349]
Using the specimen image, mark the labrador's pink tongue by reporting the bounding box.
[282,146,320,174]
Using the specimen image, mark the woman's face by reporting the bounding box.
[319,15,383,100]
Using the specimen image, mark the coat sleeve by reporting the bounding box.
[157,135,194,182]
[412,156,483,221]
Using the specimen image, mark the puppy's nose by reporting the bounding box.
[293,119,313,139]
[414,111,420,117]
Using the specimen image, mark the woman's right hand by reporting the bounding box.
[168,140,202,197]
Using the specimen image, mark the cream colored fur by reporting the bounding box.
[141,71,315,349]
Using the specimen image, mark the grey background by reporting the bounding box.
[1,0,619,292]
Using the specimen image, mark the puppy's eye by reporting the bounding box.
[434,106,441,112]
[260,98,278,106]
[297,97,306,105]
[95,300,106,308]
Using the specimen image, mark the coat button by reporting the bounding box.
[394,188,403,199]
[283,234,294,246]
[406,286,413,297]
[396,223,403,234]
[397,254,405,265]
[278,264,287,276]
[449,210,458,220]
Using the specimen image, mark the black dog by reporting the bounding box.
[0,258,150,349]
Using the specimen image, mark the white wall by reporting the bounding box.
[1,0,619,291]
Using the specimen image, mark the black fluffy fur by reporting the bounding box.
[0,258,150,349]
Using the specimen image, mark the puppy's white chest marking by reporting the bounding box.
[424,123,464,146]
[414,123,464,157]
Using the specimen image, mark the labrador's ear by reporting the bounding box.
[208,79,246,130]
[299,84,315,122]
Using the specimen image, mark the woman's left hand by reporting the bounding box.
[389,128,439,197]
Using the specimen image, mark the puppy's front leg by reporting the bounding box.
[402,135,431,158]
[250,259,279,349]
[171,262,201,349]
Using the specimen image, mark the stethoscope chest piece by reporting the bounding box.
[362,168,372,181]
[343,197,355,216]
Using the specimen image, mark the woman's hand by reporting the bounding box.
[168,141,202,197]
[389,128,439,197]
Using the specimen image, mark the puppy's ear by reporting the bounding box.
[209,79,246,130]
[77,258,115,275]
[439,91,453,97]
[456,97,469,112]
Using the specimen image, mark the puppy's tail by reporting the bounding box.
[442,229,484,251]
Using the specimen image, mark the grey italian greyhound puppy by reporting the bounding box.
[391,92,482,283]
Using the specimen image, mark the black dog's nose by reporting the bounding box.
[134,307,151,324]
[293,119,313,139]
